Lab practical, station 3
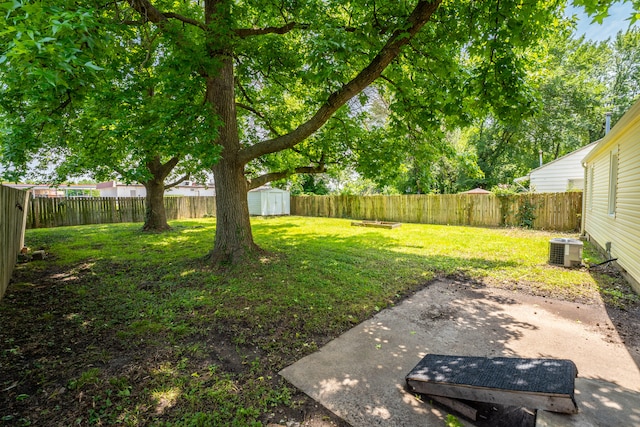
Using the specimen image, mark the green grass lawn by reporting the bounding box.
[0,217,635,426]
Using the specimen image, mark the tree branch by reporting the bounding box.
[127,0,206,30]
[236,102,282,137]
[164,13,206,30]
[248,164,326,190]
[234,22,307,38]
[145,155,181,183]
[238,0,443,165]
[161,156,181,179]
[234,78,284,136]
[165,173,191,189]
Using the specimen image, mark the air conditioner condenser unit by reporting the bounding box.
[549,238,583,268]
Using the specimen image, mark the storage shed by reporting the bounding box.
[247,186,290,216]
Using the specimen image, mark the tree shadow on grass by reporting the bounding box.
[0,220,525,426]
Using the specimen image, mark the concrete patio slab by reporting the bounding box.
[280,280,640,426]
[537,378,640,427]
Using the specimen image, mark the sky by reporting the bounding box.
[567,2,639,41]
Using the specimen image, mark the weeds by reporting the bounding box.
[516,198,537,229]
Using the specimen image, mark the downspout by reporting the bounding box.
[580,161,587,238]
[584,112,612,236]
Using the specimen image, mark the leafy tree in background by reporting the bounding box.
[375,129,484,194]
[0,3,219,231]
[354,4,640,194]
[471,23,640,190]
[1,0,636,263]
[471,29,610,189]
[314,24,640,195]
[607,28,640,122]
[286,174,330,196]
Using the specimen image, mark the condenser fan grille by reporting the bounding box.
[549,242,566,265]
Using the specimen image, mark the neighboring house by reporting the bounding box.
[96,181,216,197]
[515,141,599,193]
[96,181,145,197]
[2,183,97,197]
[248,186,290,216]
[98,181,289,215]
[582,98,640,293]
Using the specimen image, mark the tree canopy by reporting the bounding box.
[317,26,640,194]
[0,1,222,229]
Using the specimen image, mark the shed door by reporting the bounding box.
[262,192,282,215]
[271,192,282,215]
[261,193,272,216]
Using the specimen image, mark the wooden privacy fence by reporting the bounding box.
[23,193,582,231]
[291,192,583,232]
[1,185,30,300]
[26,196,217,229]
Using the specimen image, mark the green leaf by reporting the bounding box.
[0,0,21,13]
[83,61,104,71]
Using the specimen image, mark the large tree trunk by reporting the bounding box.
[207,49,258,263]
[142,178,170,231]
[210,157,258,263]
[140,155,180,232]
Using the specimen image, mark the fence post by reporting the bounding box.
[1,185,30,300]
[19,191,30,249]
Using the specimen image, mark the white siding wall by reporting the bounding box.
[98,187,118,197]
[165,186,215,197]
[584,100,640,291]
[247,192,263,215]
[530,143,596,193]
[261,193,273,215]
[116,186,145,198]
[282,192,291,215]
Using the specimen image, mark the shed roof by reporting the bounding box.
[460,188,491,194]
[249,185,288,193]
